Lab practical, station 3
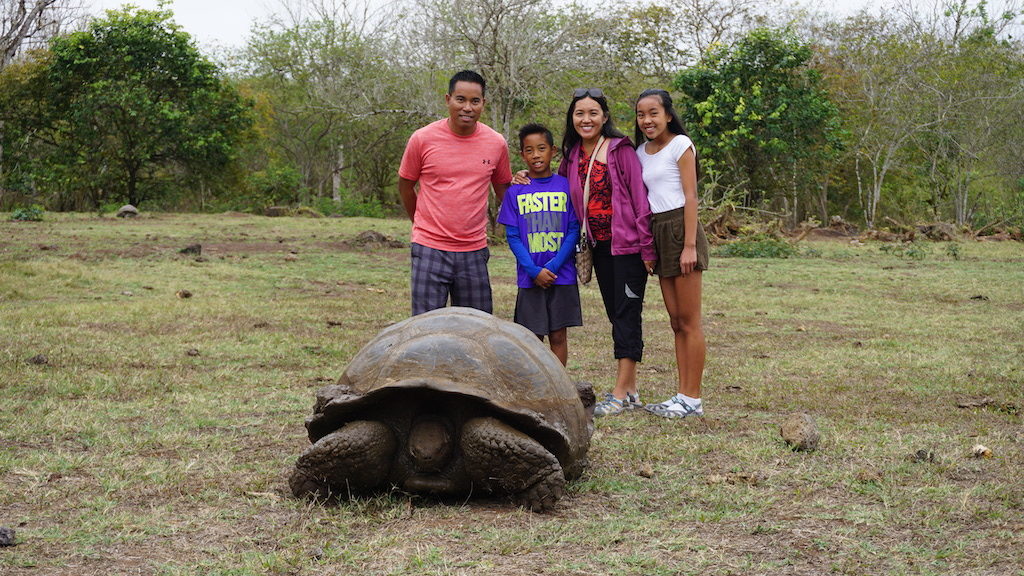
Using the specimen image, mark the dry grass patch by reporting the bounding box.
[2,213,1022,575]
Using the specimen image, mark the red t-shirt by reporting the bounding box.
[399,119,512,251]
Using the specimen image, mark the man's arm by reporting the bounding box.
[493,182,509,206]
[398,177,418,222]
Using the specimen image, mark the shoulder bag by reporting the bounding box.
[575,136,606,285]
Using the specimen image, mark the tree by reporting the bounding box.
[2,7,252,208]
[909,0,1024,225]
[1,0,76,69]
[817,1,1023,228]
[242,0,417,205]
[1,0,79,203]
[674,27,843,222]
[419,0,579,140]
[818,12,939,228]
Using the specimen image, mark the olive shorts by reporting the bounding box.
[651,206,709,277]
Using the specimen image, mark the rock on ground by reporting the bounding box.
[0,526,15,547]
[780,412,820,451]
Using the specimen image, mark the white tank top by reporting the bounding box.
[636,134,696,214]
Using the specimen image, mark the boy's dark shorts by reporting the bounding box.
[514,284,583,337]
[651,206,710,277]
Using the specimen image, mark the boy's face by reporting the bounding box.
[520,133,555,178]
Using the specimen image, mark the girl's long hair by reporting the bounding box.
[634,89,701,180]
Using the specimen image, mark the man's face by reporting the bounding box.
[445,81,485,134]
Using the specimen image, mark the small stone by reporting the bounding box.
[0,526,15,547]
[637,463,655,478]
[176,290,193,299]
[179,244,202,256]
[121,291,134,297]
[186,349,200,357]
[26,354,48,365]
[780,412,820,451]
[971,444,993,459]
[909,449,938,463]
[116,204,139,218]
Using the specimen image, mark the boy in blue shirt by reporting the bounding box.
[498,124,582,365]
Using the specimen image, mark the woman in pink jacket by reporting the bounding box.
[558,88,656,417]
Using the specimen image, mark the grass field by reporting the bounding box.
[1,212,1022,575]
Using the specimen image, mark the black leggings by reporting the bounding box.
[592,240,647,361]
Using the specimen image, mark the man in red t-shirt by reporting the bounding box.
[398,70,512,315]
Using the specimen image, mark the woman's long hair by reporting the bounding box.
[562,89,626,160]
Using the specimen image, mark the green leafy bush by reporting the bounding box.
[715,235,798,258]
[247,163,306,208]
[10,204,44,221]
[945,243,962,260]
[315,196,387,218]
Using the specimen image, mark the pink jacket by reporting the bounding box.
[558,137,655,261]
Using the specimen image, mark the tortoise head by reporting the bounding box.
[407,414,453,473]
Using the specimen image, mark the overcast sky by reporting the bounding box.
[88,0,879,49]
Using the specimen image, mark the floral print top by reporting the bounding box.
[578,148,612,242]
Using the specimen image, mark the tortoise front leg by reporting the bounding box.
[290,420,396,499]
[459,417,565,512]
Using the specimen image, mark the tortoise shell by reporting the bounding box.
[305,307,591,481]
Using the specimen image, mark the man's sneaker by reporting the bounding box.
[645,395,704,419]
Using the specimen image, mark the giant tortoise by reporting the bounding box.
[289,307,594,511]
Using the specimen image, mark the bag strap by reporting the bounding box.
[580,136,606,245]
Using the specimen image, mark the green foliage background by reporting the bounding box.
[0,0,1022,231]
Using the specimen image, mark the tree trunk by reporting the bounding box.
[0,119,5,199]
[817,178,829,223]
[126,167,139,208]
[332,144,344,203]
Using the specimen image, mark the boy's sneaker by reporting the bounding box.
[645,395,704,419]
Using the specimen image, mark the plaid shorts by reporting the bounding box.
[410,243,492,316]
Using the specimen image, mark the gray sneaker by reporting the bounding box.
[645,395,704,419]
[625,392,643,409]
[595,392,644,417]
